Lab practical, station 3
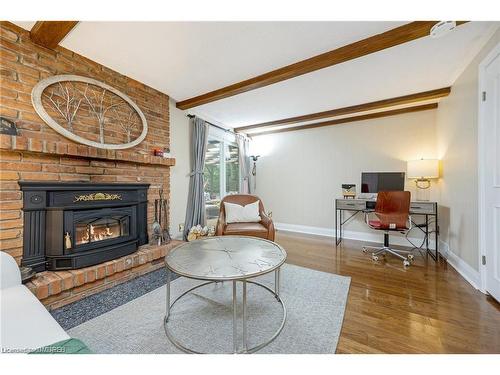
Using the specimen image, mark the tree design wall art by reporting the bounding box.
[31,75,148,150]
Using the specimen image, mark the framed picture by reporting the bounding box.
[342,184,356,199]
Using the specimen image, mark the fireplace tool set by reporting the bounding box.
[152,188,171,245]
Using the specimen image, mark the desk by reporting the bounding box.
[334,198,439,260]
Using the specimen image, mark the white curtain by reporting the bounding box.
[237,135,251,194]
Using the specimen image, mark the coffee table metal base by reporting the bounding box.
[164,269,286,354]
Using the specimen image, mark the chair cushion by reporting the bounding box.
[368,220,408,231]
[368,220,382,228]
[224,222,268,238]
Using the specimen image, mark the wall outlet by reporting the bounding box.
[178,223,184,232]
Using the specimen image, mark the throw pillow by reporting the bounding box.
[224,200,261,223]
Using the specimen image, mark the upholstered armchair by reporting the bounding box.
[215,194,275,241]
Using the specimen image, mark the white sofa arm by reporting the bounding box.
[1,251,22,290]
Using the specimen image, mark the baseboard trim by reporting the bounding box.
[275,222,335,238]
[439,240,482,291]
[274,222,434,248]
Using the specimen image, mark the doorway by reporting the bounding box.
[478,42,500,302]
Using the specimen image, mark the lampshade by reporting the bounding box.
[407,159,439,179]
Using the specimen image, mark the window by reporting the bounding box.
[204,139,222,222]
[225,143,239,195]
[203,130,240,224]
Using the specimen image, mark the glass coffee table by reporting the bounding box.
[164,236,287,354]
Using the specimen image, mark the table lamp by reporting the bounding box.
[407,159,439,201]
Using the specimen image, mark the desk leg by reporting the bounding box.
[423,213,439,262]
[435,211,439,261]
[339,210,343,245]
[425,215,429,251]
[334,207,337,245]
[335,209,340,246]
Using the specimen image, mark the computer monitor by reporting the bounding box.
[361,172,405,193]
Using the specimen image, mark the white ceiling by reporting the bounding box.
[14,21,499,129]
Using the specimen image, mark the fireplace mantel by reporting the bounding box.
[0,134,175,168]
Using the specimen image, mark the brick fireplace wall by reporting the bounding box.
[0,22,179,308]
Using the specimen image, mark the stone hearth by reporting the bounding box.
[26,241,182,310]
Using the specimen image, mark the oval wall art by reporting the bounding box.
[31,75,148,150]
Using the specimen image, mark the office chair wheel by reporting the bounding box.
[403,260,410,267]
[372,255,379,262]
[408,254,414,261]
[362,247,367,253]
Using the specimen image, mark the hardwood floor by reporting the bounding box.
[274,231,500,354]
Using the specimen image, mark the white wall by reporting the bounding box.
[253,110,438,243]
[436,28,500,272]
[249,28,500,287]
[169,99,190,239]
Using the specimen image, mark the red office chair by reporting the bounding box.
[362,191,414,267]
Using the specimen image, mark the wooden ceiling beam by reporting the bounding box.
[30,21,79,50]
[250,103,438,136]
[176,21,468,109]
[236,87,450,132]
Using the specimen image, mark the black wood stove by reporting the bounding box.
[19,182,149,272]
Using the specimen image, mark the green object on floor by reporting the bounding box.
[29,338,91,354]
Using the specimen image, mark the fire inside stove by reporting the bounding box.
[75,216,129,246]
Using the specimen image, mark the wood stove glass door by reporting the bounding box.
[75,216,129,245]
[65,207,136,253]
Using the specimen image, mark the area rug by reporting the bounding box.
[68,263,350,354]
